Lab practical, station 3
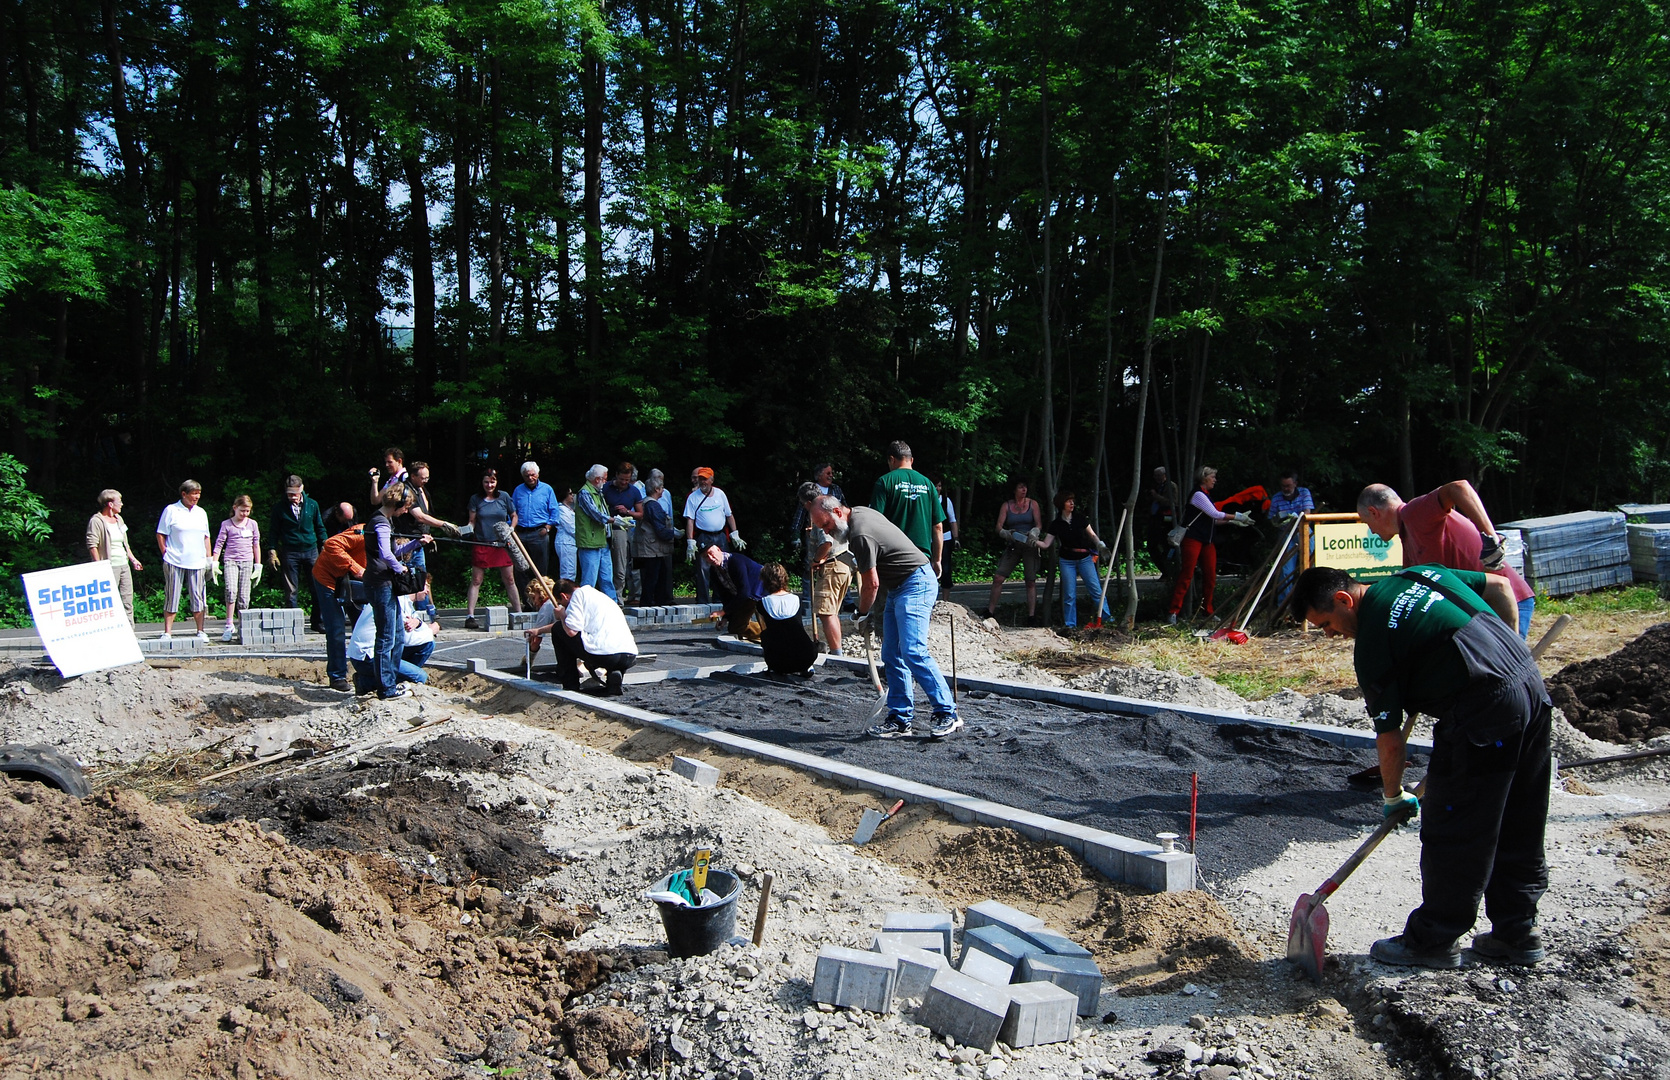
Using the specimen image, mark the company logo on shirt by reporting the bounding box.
[891,480,932,502]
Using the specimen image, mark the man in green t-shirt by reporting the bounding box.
[1290,564,1553,969]
[870,440,945,574]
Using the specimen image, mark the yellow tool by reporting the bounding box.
[691,849,711,895]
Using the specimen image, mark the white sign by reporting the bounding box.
[23,562,144,678]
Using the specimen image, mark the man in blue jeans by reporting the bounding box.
[810,496,961,739]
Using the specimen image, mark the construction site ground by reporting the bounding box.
[1,591,1667,1079]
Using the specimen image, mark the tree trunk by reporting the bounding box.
[583,33,605,445]
[488,57,504,348]
[404,145,437,393]
[454,62,475,504]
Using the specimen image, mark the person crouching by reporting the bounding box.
[526,578,637,695]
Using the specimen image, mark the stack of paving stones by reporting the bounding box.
[1501,510,1633,595]
[237,608,306,647]
[620,603,725,629]
[138,634,211,656]
[811,899,1100,1055]
[1627,522,1670,583]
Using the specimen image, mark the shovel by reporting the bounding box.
[1288,780,1425,982]
[852,799,905,845]
[860,618,887,727]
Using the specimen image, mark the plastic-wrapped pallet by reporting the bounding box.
[1619,503,1670,524]
[1500,511,1631,595]
[1628,523,1670,582]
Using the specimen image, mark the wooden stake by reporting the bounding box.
[751,871,774,946]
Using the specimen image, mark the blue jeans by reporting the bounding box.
[577,546,617,599]
[882,564,956,723]
[1517,595,1535,641]
[1059,556,1103,627]
[409,547,437,620]
[320,588,348,681]
[367,580,406,697]
[351,642,430,694]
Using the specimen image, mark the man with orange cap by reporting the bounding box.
[684,467,744,604]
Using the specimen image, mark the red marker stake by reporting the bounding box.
[1190,772,1199,854]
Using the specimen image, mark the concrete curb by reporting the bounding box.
[708,635,1434,755]
[453,661,1195,893]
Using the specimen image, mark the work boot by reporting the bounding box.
[867,714,913,739]
[605,670,624,697]
[1470,930,1545,965]
[329,677,352,693]
[464,616,480,630]
[1369,934,1462,969]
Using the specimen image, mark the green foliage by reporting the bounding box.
[0,454,55,627]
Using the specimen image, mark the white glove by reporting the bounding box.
[686,539,698,563]
[611,515,633,529]
[1026,527,1043,549]
[210,562,222,585]
[729,530,747,551]
[1233,511,1253,526]
[251,562,262,587]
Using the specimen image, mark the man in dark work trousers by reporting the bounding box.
[1290,563,1551,969]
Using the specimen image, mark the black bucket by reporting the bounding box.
[650,868,742,958]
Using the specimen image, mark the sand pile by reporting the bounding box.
[912,602,1064,685]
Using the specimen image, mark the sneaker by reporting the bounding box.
[1166,613,1178,626]
[464,617,480,630]
[605,670,624,697]
[1469,930,1545,965]
[866,715,914,739]
[929,713,964,738]
[329,678,352,693]
[979,608,996,620]
[221,626,236,642]
[195,631,210,642]
[159,631,171,640]
[1369,934,1462,969]
[379,686,409,701]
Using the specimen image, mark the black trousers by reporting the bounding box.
[1406,687,1552,948]
[636,555,674,606]
[548,629,635,690]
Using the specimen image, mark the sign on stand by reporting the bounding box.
[1302,513,1403,582]
[22,562,144,678]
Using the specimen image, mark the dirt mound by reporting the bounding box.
[0,774,636,1079]
[1069,664,1248,710]
[1548,622,1670,743]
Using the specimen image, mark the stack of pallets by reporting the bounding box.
[1500,510,1632,596]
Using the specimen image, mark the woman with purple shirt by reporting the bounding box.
[366,483,434,699]
[212,495,263,642]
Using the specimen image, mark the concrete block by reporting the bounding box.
[1017,954,1103,1017]
[486,605,509,630]
[965,900,1044,940]
[467,658,492,674]
[916,966,1010,1052]
[999,980,1077,1048]
[812,945,897,1014]
[958,947,1016,987]
[1016,927,1093,958]
[961,924,1041,971]
[873,930,947,958]
[870,938,948,1000]
[671,756,720,787]
[882,911,954,957]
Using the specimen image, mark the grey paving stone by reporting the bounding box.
[964,900,1044,940]
[916,966,1010,1052]
[811,945,897,1014]
[881,911,954,957]
[1016,953,1103,1017]
[870,938,948,1000]
[999,980,1077,1047]
[1014,927,1093,959]
[874,930,948,958]
[958,946,1016,987]
[960,924,1041,970]
[671,755,720,787]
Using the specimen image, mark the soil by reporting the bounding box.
[1548,622,1670,743]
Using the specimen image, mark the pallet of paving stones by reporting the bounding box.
[1500,510,1630,587]
[1619,503,1670,524]
[237,608,306,646]
[810,899,1102,1052]
[1498,527,1525,575]
[1628,523,1670,582]
[621,604,725,625]
[1530,564,1635,596]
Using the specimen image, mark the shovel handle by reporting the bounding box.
[752,871,774,946]
[1530,614,1570,662]
[1308,779,1427,908]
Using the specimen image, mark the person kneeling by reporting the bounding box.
[758,562,818,676]
[527,578,637,695]
[348,590,435,694]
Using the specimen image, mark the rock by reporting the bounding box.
[669,1034,694,1061]
[332,975,365,1003]
[1203,1067,1234,1080]
[1183,1041,1204,1063]
[802,1010,821,1029]
[561,1007,649,1077]
[483,1026,530,1067]
[737,1066,756,1080]
[1181,983,1200,996]
[985,1062,1009,1079]
[1498,978,1517,993]
[1145,1044,1186,1064]
[1188,1014,1208,1030]
[1312,998,1349,1020]
[956,1066,980,1079]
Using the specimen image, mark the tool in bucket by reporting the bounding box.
[1288,779,1425,982]
[852,799,905,845]
[648,847,716,907]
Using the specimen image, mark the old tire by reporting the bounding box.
[0,744,91,798]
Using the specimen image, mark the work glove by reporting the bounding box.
[612,515,634,529]
[1027,526,1043,549]
[729,530,747,551]
[267,551,280,571]
[1232,511,1253,526]
[434,520,464,540]
[1480,533,1506,570]
[1097,540,1111,558]
[1383,790,1420,822]
[210,562,222,585]
[251,562,262,587]
[686,539,698,563]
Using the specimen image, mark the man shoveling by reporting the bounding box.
[1290,564,1552,968]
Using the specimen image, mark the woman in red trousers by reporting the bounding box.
[1166,466,1241,625]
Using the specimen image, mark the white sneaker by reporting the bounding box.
[220,627,236,642]
[158,631,171,640]
[195,631,210,642]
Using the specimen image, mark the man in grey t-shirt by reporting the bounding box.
[810,497,961,739]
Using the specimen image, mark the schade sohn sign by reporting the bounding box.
[1312,522,1403,582]
[23,562,144,677]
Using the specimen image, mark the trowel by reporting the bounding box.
[1288,780,1425,982]
[852,799,905,845]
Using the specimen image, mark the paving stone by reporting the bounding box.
[964,900,1044,941]
[1015,926,1093,959]
[812,945,897,1014]
[882,911,954,957]
[874,930,948,958]
[958,947,1016,987]
[961,924,1041,971]
[486,605,509,630]
[671,756,720,787]
[998,980,1077,1048]
[916,966,1010,1052]
[1016,953,1103,1017]
[870,938,948,1000]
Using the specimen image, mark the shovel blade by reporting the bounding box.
[1208,628,1249,644]
[1286,893,1330,983]
[852,808,885,845]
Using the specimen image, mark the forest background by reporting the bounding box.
[4,0,1670,620]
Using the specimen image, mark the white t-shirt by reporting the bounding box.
[563,587,637,656]
[158,501,211,570]
[760,592,800,619]
[349,596,430,660]
[683,487,733,533]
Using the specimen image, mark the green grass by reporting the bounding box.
[1208,669,1312,700]
[1536,584,1670,616]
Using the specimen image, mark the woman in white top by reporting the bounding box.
[155,479,213,640]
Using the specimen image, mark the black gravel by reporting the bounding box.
[630,670,1418,882]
